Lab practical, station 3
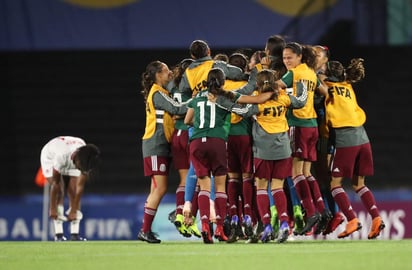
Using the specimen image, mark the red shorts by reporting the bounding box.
[143,156,171,177]
[289,126,318,162]
[171,129,190,170]
[227,135,253,174]
[189,137,228,178]
[330,143,374,177]
[254,157,292,180]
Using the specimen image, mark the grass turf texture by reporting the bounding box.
[1,240,410,270]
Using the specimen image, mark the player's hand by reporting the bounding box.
[260,56,271,68]
[49,208,58,219]
[67,210,78,221]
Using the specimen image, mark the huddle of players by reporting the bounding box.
[138,36,385,244]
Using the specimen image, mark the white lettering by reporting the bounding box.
[0,219,8,238]
[115,220,132,238]
[106,219,117,238]
[85,219,98,237]
[11,218,29,238]
[386,210,405,240]
[32,219,43,239]
[85,219,132,239]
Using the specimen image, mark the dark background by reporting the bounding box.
[1,0,411,195]
[1,45,411,195]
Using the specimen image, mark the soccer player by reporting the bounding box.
[40,136,100,241]
[216,69,308,243]
[224,52,255,242]
[320,58,385,239]
[276,42,329,235]
[312,45,342,235]
[184,68,234,244]
[184,68,271,244]
[138,61,188,243]
[177,40,254,234]
[168,58,201,238]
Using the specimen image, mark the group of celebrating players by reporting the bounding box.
[137,35,385,244]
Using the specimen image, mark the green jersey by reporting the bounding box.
[187,90,232,141]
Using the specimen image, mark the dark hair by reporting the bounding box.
[228,52,248,72]
[213,53,229,62]
[302,45,317,70]
[266,35,287,76]
[190,40,210,59]
[207,68,234,100]
[325,58,365,83]
[266,35,286,57]
[346,58,365,83]
[284,42,317,70]
[250,50,266,64]
[173,58,193,86]
[141,60,164,102]
[256,69,278,99]
[76,144,101,174]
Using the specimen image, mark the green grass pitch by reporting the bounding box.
[1,240,411,270]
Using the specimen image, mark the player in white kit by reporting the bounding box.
[40,136,100,241]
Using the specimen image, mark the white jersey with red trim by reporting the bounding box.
[40,136,86,177]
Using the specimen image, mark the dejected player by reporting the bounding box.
[40,136,100,241]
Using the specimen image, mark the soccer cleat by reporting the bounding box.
[54,234,67,242]
[270,206,279,239]
[214,225,228,242]
[277,221,289,243]
[368,217,385,239]
[236,223,246,239]
[201,222,213,244]
[338,218,362,238]
[314,208,333,235]
[188,217,201,238]
[168,209,176,224]
[242,214,254,238]
[260,224,273,243]
[293,205,305,234]
[323,212,345,235]
[294,212,321,235]
[174,214,192,237]
[226,215,239,243]
[70,234,87,241]
[223,215,231,237]
[137,230,161,243]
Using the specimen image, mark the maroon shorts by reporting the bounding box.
[289,126,318,162]
[330,143,374,178]
[254,157,292,180]
[171,129,190,170]
[143,156,171,177]
[227,135,253,174]
[189,137,228,178]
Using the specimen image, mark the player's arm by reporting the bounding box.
[154,91,188,115]
[233,67,258,95]
[236,91,273,104]
[184,107,195,126]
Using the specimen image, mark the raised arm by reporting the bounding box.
[153,91,188,115]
